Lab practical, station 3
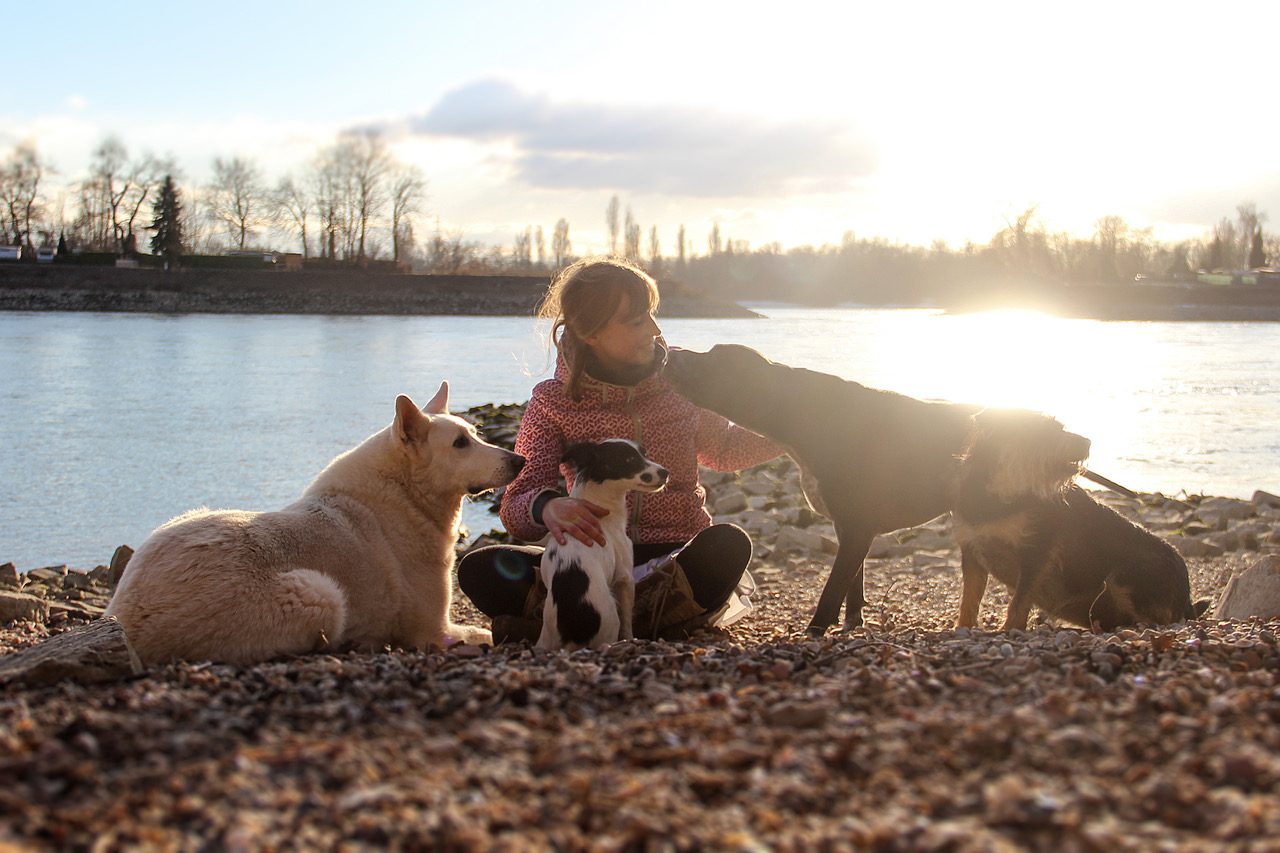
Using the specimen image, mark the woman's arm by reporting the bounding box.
[499,390,566,542]
[695,408,785,472]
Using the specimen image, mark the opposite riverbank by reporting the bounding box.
[6,265,1280,320]
[0,266,760,318]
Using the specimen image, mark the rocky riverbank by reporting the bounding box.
[3,404,1280,848]
[0,266,761,318]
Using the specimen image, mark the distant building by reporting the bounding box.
[226,250,279,264]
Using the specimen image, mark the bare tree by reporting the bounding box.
[74,137,163,253]
[1200,217,1238,271]
[274,175,311,257]
[209,156,268,250]
[179,187,213,254]
[121,155,169,254]
[425,221,482,273]
[552,218,571,268]
[86,137,128,251]
[0,142,45,248]
[709,222,722,256]
[535,225,546,269]
[1236,202,1267,267]
[648,225,661,272]
[310,148,346,259]
[388,163,425,264]
[676,224,687,268]
[308,135,392,262]
[342,133,392,261]
[513,226,532,267]
[606,194,620,255]
[624,206,640,260]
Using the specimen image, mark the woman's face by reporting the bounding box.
[583,296,662,372]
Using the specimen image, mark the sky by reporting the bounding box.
[5,0,1278,254]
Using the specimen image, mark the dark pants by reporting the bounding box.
[458,523,752,619]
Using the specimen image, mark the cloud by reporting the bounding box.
[398,79,876,198]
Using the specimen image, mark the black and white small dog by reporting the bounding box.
[536,440,668,651]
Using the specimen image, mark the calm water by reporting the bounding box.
[2,308,1277,569]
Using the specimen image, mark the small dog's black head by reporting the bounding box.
[961,408,1091,501]
[562,439,668,492]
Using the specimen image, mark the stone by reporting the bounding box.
[1197,496,1255,522]
[0,617,144,686]
[775,526,824,554]
[109,545,134,587]
[763,700,830,728]
[26,566,67,585]
[1217,555,1280,620]
[0,591,49,624]
[61,571,94,591]
[1206,531,1242,553]
[1252,489,1280,509]
[0,562,18,589]
[713,491,748,515]
[1170,536,1225,559]
[868,535,895,559]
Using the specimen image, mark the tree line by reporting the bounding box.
[2,138,1274,303]
[0,134,426,265]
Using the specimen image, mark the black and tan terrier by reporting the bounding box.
[951,408,1209,632]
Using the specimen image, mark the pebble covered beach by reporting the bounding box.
[2,404,1279,849]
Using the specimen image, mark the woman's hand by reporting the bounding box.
[543,497,610,546]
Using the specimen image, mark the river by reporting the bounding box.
[2,308,1277,569]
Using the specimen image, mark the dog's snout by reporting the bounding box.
[509,453,527,474]
[656,467,669,481]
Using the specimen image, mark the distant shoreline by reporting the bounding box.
[4,266,1280,321]
[0,266,762,319]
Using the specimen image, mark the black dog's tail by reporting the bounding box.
[550,561,602,645]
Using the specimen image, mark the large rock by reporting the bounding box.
[775,526,825,554]
[109,544,134,587]
[1251,490,1280,509]
[0,562,18,589]
[0,617,144,686]
[1170,536,1225,559]
[1217,555,1280,620]
[0,591,49,624]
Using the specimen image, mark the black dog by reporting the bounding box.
[666,344,980,634]
[952,408,1210,631]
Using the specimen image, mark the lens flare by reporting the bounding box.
[493,550,533,583]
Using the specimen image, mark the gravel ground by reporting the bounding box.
[3,527,1278,849]
[3,405,1279,849]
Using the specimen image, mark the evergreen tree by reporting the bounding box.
[1248,228,1266,269]
[149,175,184,265]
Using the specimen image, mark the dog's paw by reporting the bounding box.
[443,623,493,647]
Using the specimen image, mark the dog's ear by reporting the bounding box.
[956,410,987,463]
[424,381,450,415]
[394,394,431,444]
[560,443,595,472]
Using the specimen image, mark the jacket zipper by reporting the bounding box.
[625,385,645,529]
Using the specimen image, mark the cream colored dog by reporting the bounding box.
[105,382,524,665]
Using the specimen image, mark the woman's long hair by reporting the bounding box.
[537,257,660,400]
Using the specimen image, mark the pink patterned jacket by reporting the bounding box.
[500,351,783,545]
